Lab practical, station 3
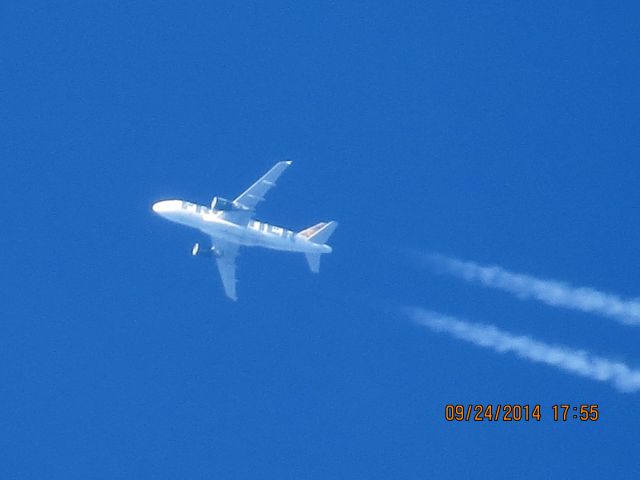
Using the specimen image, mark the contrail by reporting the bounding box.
[424,253,640,326]
[405,307,640,393]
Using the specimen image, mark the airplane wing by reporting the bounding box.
[212,238,240,301]
[232,160,292,212]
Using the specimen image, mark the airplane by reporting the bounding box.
[152,161,338,300]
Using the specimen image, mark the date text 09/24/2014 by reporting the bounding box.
[444,404,600,422]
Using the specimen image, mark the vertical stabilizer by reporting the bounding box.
[299,221,338,244]
[300,221,337,273]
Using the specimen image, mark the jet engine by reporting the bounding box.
[210,196,237,211]
[191,243,221,258]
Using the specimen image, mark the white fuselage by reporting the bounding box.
[152,200,331,254]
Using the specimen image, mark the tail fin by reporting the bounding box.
[300,221,338,273]
[299,221,338,245]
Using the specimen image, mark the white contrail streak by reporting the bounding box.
[406,307,640,393]
[425,253,640,326]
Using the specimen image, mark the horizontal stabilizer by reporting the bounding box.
[299,221,338,245]
[305,252,321,273]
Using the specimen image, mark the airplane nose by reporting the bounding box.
[152,201,173,213]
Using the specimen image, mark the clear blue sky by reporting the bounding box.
[3,1,640,478]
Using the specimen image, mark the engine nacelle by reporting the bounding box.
[191,243,221,258]
[211,196,237,211]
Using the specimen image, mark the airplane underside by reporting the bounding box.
[153,161,337,300]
